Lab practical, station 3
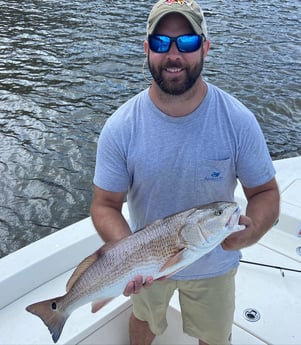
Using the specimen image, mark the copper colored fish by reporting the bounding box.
[26,201,243,343]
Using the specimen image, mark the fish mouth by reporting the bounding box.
[226,206,241,228]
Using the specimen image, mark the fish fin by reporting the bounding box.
[97,239,126,253]
[91,298,113,313]
[159,248,187,273]
[66,239,126,292]
[157,268,186,280]
[66,248,103,292]
[26,296,68,343]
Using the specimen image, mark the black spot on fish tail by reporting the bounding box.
[26,296,69,343]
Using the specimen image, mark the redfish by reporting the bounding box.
[26,201,243,343]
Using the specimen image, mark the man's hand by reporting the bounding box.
[222,178,280,251]
[123,276,154,296]
[221,215,260,251]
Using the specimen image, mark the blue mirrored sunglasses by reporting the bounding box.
[148,34,203,53]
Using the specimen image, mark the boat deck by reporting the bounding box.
[0,157,300,344]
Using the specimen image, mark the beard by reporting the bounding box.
[148,53,204,96]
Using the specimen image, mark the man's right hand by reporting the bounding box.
[123,275,154,296]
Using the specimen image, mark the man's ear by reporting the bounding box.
[144,40,149,56]
[202,39,210,59]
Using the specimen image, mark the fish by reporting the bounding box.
[26,201,244,343]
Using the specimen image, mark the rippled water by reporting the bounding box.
[0,0,300,257]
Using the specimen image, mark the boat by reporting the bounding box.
[1,156,300,345]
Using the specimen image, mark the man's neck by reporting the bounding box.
[148,78,207,117]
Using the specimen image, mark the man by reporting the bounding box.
[90,0,280,344]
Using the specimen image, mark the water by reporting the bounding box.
[0,0,300,257]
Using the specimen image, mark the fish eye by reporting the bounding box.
[214,209,223,216]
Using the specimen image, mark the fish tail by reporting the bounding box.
[26,297,69,343]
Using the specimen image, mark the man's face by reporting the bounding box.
[145,13,207,95]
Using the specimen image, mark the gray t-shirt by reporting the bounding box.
[94,83,275,279]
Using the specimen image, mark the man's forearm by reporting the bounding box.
[90,186,131,243]
[91,205,132,243]
[245,187,280,242]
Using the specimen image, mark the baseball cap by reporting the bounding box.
[147,0,207,38]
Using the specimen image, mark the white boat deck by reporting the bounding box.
[0,157,300,344]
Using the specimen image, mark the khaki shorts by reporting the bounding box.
[131,268,237,344]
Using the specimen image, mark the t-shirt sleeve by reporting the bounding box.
[93,121,130,192]
[236,114,275,188]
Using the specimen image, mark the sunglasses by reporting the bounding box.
[148,34,204,53]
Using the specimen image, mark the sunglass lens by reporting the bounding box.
[177,35,202,52]
[149,35,171,53]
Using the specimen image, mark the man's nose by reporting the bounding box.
[168,41,180,54]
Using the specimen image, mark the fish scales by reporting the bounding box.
[74,212,186,292]
[57,215,185,313]
[62,214,185,308]
[26,201,243,343]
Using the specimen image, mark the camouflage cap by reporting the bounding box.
[147,0,207,38]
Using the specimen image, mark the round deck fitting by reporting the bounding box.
[243,308,261,322]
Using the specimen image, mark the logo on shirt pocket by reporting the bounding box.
[197,158,232,183]
[205,170,223,181]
